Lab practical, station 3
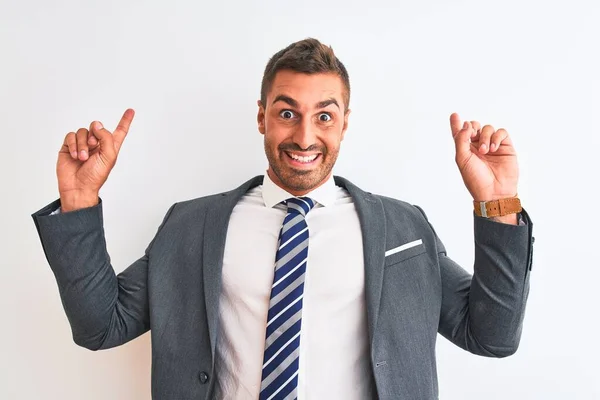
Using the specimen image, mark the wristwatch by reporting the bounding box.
[473,197,522,218]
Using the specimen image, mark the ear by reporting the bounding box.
[257,100,266,135]
[340,108,351,141]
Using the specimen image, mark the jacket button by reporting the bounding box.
[199,372,209,384]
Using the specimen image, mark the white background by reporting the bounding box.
[1,0,599,399]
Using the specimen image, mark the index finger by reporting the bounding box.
[113,108,135,150]
[449,113,462,137]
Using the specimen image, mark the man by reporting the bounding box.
[32,38,534,400]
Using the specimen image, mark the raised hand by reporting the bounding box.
[57,109,135,212]
[449,113,519,202]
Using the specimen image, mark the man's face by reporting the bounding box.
[257,70,350,196]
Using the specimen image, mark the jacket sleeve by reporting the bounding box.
[417,206,534,357]
[31,199,176,351]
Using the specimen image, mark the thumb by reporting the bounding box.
[91,121,116,158]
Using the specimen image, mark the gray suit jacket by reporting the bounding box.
[32,175,534,400]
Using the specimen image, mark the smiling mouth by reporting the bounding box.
[284,151,321,164]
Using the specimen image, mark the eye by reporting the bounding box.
[280,110,295,119]
[318,113,332,122]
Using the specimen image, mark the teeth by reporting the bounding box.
[289,153,317,163]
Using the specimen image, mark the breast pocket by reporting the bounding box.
[384,239,428,267]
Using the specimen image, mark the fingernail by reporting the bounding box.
[80,150,88,159]
[71,151,77,158]
[490,143,496,151]
[463,122,468,129]
[480,144,487,151]
[94,122,103,130]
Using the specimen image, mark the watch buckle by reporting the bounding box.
[479,201,488,218]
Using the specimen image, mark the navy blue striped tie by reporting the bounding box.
[260,197,315,400]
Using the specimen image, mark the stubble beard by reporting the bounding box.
[264,137,339,193]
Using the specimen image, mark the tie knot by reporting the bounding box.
[285,197,315,216]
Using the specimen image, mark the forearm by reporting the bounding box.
[437,210,533,357]
[31,199,150,350]
[467,213,532,355]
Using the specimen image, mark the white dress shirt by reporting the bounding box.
[213,172,374,399]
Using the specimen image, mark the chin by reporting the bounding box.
[266,148,337,193]
[279,169,327,192]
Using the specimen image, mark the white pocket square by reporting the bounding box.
[385,239,423,257]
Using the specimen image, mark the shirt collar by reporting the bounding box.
[262,171,338,208]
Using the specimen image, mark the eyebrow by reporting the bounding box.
[272,95,298,108]
[272,95,340,110]
[316,98,340,110]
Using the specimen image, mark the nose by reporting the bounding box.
[292,118,317,150]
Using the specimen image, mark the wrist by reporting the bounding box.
[473,192,518,202]
[473,196,522,219]
[59,190,99,212]
[489,213,518,225]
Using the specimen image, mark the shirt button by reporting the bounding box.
[198,372,209,384]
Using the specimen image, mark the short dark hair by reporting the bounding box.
[260,38,351,111]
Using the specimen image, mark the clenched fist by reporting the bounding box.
[449,112,519,202]
[57,109,135,212]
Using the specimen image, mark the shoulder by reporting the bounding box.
[163,175,264,220]
[372,193,431,227]
[334,175,431,225]
[175,192,229,212]
[375,194,422,214]
[170,190,236,222]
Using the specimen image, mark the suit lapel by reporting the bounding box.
[203,175,264,357]
[335,177,386,348]
[202,175,386,357]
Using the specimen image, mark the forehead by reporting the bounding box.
[268,70,345,109]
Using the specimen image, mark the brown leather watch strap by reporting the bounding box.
[473,197,522,218]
